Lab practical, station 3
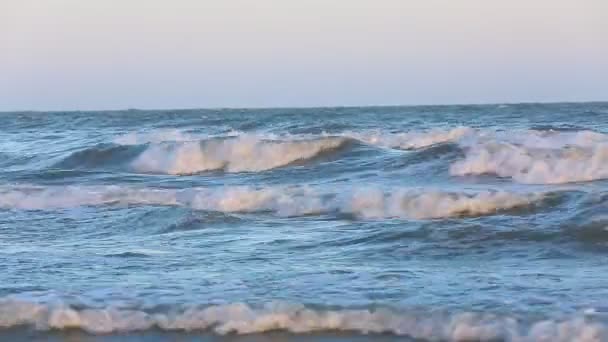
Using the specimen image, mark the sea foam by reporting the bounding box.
[112,127,608,183]
[0,298,603,341]
[119,127,473,174]
[116,127,473,149]
[452,130,608,184]
[131,135,348,174]
[343,126,474,150]
[0,185,540,219]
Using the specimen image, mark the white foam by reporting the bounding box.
[345,126,474,150]
[116,127,478,175]
[116,127,474,149]
[0,185,540,219]
[114,129,203,145]
[124,127,479,174]
[452,130,608,184]
[130,135,348,174]
[0,299,604,341]
[459,130,608,149]
[107,128,608,183]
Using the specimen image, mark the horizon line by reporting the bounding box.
[1,99,607,114]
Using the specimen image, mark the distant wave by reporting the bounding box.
[0,185,542,219]
[103,252,151,258]
[0,298,603,340]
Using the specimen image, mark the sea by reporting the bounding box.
[1,102,608,341]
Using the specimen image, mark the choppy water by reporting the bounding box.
[1,103,608,341]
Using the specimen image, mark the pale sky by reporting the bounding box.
[1,0,607,111]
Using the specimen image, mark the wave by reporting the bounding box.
[62,128,608,182]
[343,126,474,150]
[0,185,542,219]
[59,128,475,175]
[459,129,608,149]
[104,252,152,258]
[54,143,144,169]
[114,129,205,145]
[0,299,603,340]
[119,127,475,175]
[114,127,474,150]
[131,135,350,174]
[452,130,608,184]
[119,128,473,174]
[55,134,354,175]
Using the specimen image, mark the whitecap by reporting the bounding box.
[0,185,541,219]
[0,298,604,341]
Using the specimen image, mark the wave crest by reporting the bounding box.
[131,136,349,174]
[60,128,473,175]
[0,299,603,340]
[62,128,608,183]
[0,185,541,219]
[115,127,474,149]
[126,127,475,175]
[452,130,608,184]
[345,126,474,150]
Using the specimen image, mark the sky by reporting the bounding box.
[1,0,607,111]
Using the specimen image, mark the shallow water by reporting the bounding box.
[1,103,608,341]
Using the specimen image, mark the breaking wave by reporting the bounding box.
[57,128,473,175]
[114,129,205,145]
[452,130,608,184]
[120,128,474,174]
[0,298,603,341]
[57,128,608,183]
[131,135,350,174]
[343,126,474,150]
[0,185,542,219]
[115,127,474,150]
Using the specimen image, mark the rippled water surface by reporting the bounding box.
[1,103,608,341]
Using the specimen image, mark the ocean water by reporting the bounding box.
[1,103,608,342]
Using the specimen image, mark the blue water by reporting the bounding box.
[1,103,608,341]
